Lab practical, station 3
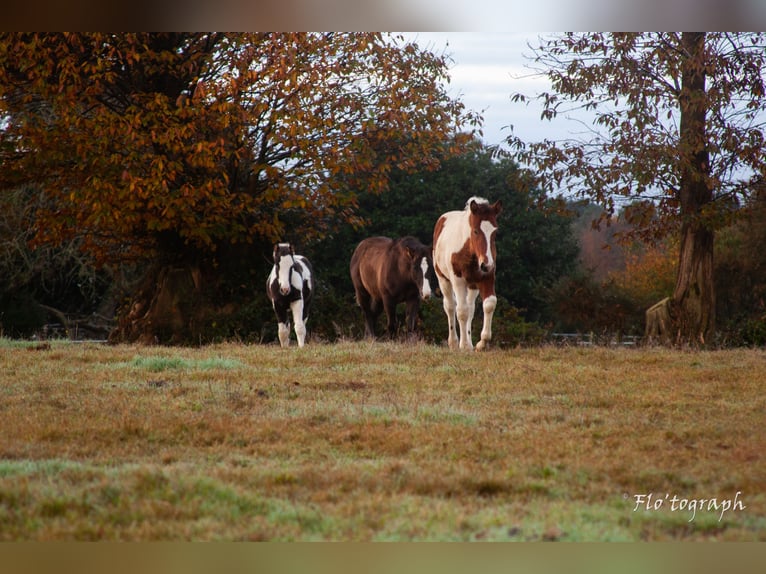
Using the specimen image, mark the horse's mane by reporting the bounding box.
[396,236,428,251]
[464,196,489,210]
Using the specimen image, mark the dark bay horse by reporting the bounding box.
[433,196,502,351]
[350,236,437,340]
[266,243,314,348]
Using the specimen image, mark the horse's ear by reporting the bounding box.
[469,200,479,214]
[492,200,503,215]
[405,246,415,259]
[290,244,295,255]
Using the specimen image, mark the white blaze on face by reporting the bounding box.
[480,220,497,269]
[420,257,432,299]
[277,254,293,294]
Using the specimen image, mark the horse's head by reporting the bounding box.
[420,253,440,300]
[273,243,296,295]
[402,238,438,301]
[468,198,502,274]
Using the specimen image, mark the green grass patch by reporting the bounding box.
[109,355,246,372]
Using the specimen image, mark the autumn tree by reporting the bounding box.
[509,32,766,346]
[0,33,477,343]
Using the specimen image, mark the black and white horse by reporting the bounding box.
[266,243,314,348]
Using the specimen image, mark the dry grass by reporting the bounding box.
[0,338,764,540]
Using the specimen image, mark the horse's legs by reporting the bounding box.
[437,276,458,349]
[405,298,420,337]
[356,289,378,339]
[290,299,307,348]
[407,296,420,341]
[383,297,398,339]
[361,314,376,339]
[369,303,383,339]
[277,322,291,347]
[457,287,480,350]
[273,302,291,347]
[476,294,497,351]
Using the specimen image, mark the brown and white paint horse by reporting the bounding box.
[350,236,437,340]
[433,197,502,351]
[266,243,314,348]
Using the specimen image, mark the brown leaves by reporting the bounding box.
[510,32,766,240]
[1,33,474,264]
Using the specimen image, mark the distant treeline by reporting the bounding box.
[2,142,765,346]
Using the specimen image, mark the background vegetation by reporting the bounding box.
[3,141,766,346]
[2,33,766,347]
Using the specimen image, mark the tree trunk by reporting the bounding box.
[673,222,715,345]
[108,238,275,344]
[110,264,205,344]
[645,296,675,344]
[673,32,715,346]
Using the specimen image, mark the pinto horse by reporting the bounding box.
[350,236,437,340]
[433,196,502,351]
[266,243,315,348]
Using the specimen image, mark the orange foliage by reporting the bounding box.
[608,239,678,309]
[0,33,477,265]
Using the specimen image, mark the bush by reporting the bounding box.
[0,292,47,337]
[491,301,547,347]
[740,316,766,346]
[547,270,642,337]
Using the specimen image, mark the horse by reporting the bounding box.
[433,196,502,351]
[350,236,438,340]
[266,243,315,348]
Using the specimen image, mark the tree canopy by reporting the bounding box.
[0,33,478,265]
[510,33,766,232]
[0,33,479,342]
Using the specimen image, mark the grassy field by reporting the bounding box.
[0,338,764,541]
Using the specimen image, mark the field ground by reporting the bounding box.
[0,338,764,541]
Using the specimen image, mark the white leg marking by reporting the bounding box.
[277,322,290,348]
[278,255,293,294]
[455,283,474,351]
[438,275,458,349]
[476,294,497,351]
[291,299,307,348]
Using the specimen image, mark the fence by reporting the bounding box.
[549,332,642,347]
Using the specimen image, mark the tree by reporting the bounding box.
[509,33,766,346]
[0,33,477,343]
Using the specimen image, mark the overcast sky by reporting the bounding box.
[401,32,567,150]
